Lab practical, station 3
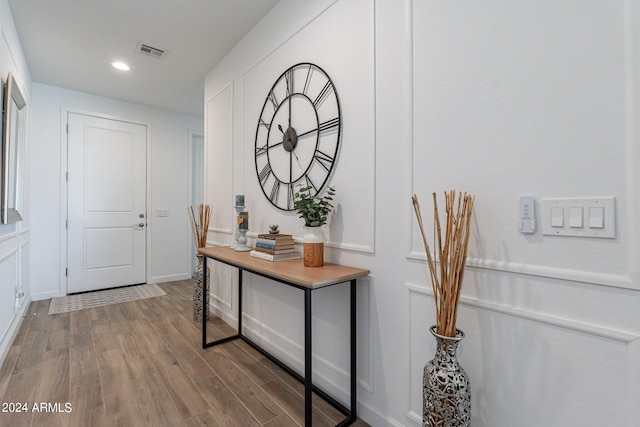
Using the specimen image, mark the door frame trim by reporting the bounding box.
[60,108,151,296]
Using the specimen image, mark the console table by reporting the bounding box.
[198,246,369,427]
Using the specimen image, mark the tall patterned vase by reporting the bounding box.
[423,326,471,427]
[192,254,210,322]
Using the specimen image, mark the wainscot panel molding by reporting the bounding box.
[239,0,376,253]
[629,0,640,285]
[0,247,19,365]
[0,0,32,371]
[208,258,236,314]
[407,251,637,291]
[241,276,374,395]
[206,262,374,394]
[410,0,635,289]
[210,227,233,235]
[205,82,235,234]
[0,228,18,243]
[406,282,638,426]
[629,337,640,425]
[0,290,30,370]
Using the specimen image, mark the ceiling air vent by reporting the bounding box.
[136,42,167,59]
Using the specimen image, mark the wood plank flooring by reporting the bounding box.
[0,280,370,427]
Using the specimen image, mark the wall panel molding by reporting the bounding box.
[208,273,375,396]
[0,229,17,243]
[410,0,639,293]
[205,81,235,234]
[406,282,638,342]
[0,291,30,371]
[406,281,640,425]
[407,251,637,291]
[240,0,376,254]
[626,0,640,284]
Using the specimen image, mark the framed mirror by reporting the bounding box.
[1,72,26,224]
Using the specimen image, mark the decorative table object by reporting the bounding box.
[412,191,475,427]
[189,204,212,322]
[235,210,251,252]
[294,185,335,267]
[233,195,246,250]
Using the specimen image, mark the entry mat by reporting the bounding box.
[48,283,166,315]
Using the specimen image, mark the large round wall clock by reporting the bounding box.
[254,62,341,211]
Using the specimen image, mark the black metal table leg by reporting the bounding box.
[305,288,312,426]
[201,255,208,348]
[350,279,357,423]
[238,269,243,335]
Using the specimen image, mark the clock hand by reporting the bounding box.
[268,141,284,149]
[291,148,304,171]
[297,127,318,138]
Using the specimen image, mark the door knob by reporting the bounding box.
[138,222,145,228]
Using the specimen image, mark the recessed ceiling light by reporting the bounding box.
[112,62,130,71]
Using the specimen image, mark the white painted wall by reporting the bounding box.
[29,84,203,300]
[204,0,640,426]
[0,0,31,368]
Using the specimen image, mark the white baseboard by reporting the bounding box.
[0,294,31,370]
[31,290,63,301]
[151,273,191,283]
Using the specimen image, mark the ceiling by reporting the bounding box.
[7,0,281,118]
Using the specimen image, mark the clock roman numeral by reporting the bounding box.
[318,117,340,134]
[259,118,271,129]
[313,81,334,108]
[303,64,313,95]
[314,149,335,172]
[270,180,280,204]
[287,184,294,210]
[258,163,272,185]
[268,90,279,110]
[305,174,319,193]
[285,68,294,96]
[255,143,268,157]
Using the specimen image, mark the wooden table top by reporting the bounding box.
[198,246,370,289]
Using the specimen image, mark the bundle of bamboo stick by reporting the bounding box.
[412,191,475,338]
[188,204,212,249]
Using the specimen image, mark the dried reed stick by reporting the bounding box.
[412,191,475,337]
[188,204,212,249]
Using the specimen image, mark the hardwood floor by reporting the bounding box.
[0,281,370,427]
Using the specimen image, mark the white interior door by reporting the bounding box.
[67,113,147,293]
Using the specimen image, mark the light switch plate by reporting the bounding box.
[541,197,615,238]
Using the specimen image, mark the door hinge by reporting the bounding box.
[65,268,68,277]
[66,124,68,133]
[66,171,69,181]
[66,219,68,229]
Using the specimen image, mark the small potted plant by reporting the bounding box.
[293,185,336,266]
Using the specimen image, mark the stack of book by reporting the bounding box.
[250,233,301,261]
